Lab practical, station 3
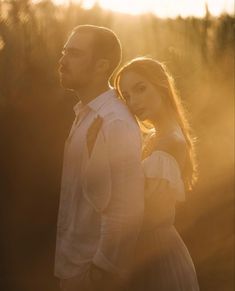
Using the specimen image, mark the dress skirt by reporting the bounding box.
[129,224,200,291]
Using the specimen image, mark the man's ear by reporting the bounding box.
[95,59,110,74]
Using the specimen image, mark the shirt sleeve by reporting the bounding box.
[92,119,145,278]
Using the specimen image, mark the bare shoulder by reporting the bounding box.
[156,131,187,166]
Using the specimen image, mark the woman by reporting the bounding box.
[114,57,200,291]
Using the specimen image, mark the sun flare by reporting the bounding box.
[50,0,234,17]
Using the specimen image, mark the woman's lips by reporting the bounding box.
[134,107,145,117]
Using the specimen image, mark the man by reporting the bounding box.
[55,25,145,291]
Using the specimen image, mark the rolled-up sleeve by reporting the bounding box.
[92,119,145,277]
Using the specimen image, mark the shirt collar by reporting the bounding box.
[73,88,117,117]
[88,88,116,112]
[73,101,84,117]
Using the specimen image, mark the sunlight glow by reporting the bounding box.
[43,0,234,17]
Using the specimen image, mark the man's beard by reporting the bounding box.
[59,66,93,90]
[60,74,75,90]
[60,73,89,91]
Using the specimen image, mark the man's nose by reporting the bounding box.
[59,55,66,66]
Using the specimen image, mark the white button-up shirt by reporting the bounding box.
[54,89,145,280]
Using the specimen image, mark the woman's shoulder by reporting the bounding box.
[142,141,185,202]
[142,130,186,202]
[155,130,186,167]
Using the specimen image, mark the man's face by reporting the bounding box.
[59,31,95,90]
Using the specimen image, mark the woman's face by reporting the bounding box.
[119,70,163,122]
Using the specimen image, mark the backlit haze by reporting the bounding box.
[46,0,234,17]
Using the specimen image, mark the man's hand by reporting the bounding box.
[60,272,87,291]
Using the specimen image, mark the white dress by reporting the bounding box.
[129,149,200,291]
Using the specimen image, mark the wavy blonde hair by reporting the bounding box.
[114,57,198,191]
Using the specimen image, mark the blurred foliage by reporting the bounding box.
[0,1,234,291]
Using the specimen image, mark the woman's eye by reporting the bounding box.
[137,85,146,93]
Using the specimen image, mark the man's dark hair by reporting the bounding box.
[72,25,122,80]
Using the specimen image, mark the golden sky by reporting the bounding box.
[49,0,234,17]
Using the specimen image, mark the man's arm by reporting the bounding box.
[92,119,145,279]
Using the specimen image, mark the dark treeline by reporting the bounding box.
[0,1,234,291]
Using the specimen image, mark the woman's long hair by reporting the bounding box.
[114,57,198,191]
